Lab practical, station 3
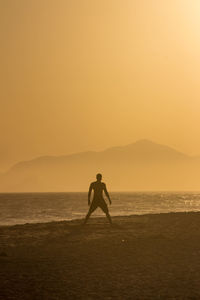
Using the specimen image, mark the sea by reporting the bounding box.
[0,192,200,226]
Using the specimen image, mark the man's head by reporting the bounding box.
[96,173,102,181]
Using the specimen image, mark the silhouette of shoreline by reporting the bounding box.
[1,212,200,299]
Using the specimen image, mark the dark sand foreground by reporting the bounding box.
[1,212,200,299]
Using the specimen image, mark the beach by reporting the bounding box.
[1,212,200,299]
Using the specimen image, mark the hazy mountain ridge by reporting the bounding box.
[10,151,99,172]
[102,139,189,162]
[0,140,199,192]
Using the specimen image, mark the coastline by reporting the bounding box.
[1,212,200,299]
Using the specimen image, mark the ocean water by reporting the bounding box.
[0,192,200,226]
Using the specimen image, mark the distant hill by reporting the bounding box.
[0,140,200,192]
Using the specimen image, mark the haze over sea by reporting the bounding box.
[0,192,200,226]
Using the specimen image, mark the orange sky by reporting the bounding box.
[1,0,200,171]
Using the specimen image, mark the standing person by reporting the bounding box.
[83,173,112,225]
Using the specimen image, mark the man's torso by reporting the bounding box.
[91,181,105,200]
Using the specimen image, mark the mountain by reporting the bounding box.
[0,140,200,192]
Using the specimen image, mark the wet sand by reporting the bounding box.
[1,212,200,299]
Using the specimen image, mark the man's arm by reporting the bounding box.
[104,184,112,205]
[88,183,93,206]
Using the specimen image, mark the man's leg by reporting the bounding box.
[105,211,112,224]
[83,203,97,225]
[83,210,92,225]
[101,202,112,225]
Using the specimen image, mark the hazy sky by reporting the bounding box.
[1,0,200,171]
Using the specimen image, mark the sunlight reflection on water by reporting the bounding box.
[0,192,200,225]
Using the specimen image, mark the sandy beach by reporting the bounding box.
[1,212,200,299]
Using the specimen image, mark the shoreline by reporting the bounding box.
[1,210,200,228]
[1,212,200,299]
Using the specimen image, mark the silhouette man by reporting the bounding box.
[83,173,112,225]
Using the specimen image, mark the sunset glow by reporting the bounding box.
[1,0,200,171]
